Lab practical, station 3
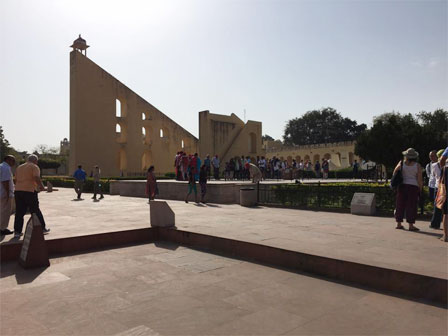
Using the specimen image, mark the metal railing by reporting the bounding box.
[257,183,429,215]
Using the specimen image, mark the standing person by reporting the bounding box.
[146,166,157,202]
[298,160,304,180]
[234,157,241,180]
[199,165,207,203]
[322,159,329,179]
[73,165,86,199]
[429,150,444,229]
[438,147,448,242]
[204,154,211,180]
[195,153,201,181]
[185,170,198,203]
[229,158,235,180]
[174,152,182,181]
[0,155,16,235]
[212,155,220,180]
[314,160,321,179]
[181,152,189,181]
[259,156,266,180]
[426,150,438,202]
[353,160,359,179]
[393,148,422,231]
[14,155,50,237]
[92,165,104,201]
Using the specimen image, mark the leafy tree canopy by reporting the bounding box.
[0,126,12,158]
[283,107,367,146]
[262,134,274,141]
[355,109,448,169]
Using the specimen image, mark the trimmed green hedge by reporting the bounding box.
[42,177,112,193]
[260,183,432,215]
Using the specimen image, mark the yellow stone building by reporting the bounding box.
[69,36,265,177]
[265,141,360,170]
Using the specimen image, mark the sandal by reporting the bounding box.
[409,227,420,232]
[395,225,405,230]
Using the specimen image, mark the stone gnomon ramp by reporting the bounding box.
[1,188,447,305]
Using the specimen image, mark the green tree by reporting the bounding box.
[355,110,448,170]
[262,134,274,141]
[283,107,367,145]
[0,126,12,158]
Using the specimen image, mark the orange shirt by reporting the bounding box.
[15,162,40,192]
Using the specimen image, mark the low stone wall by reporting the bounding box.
[110,180,257,204]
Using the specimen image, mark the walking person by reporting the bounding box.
[73,165,86,199]
[0,155,16,235]
[146,166,157,202]
[13,155,50,237]
[92,165,104,201]
[203,154,211,180]
[185,170,198,203]
[199,165,207,203]
[393,148,422,231]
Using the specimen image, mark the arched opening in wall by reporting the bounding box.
[304,155,310,162]
[116,99,122,117]
[313,154,320,163]
[287,156,293,165]
[142,113,146,120]
[141,151,152,171]
[334,152,342,167]
[181,140,185,149]
[142,127,146,138]
[280,156,284,161]
[295,155,301,162]
[117,148,127,173]
[142,126,152,145]
[324,153,331,160]
[249,132,257,153]
[349,152,354,165]
[160,127,170,141]
[116,122,127,143]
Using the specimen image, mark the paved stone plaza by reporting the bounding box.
[1,188,447,335]
[2,188,447,279]
[1,243,447,335]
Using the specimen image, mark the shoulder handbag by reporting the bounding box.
[435,166,446,209]
[390,160,404,189]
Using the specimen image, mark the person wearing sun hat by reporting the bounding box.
[392,148,423,231]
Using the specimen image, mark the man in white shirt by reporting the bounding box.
[0,155,16,235]
[426,150,438,201]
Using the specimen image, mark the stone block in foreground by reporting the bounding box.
[150,201,175,227]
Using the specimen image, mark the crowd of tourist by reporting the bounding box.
[0,146,446,243]
[172,151,334,182]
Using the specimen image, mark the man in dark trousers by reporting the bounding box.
[14,154,50,238]
[73,165,87,199]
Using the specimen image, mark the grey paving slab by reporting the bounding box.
[1,244,446,336]
[2,188,447,281]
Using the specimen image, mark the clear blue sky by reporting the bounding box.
[1,0,446,152]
